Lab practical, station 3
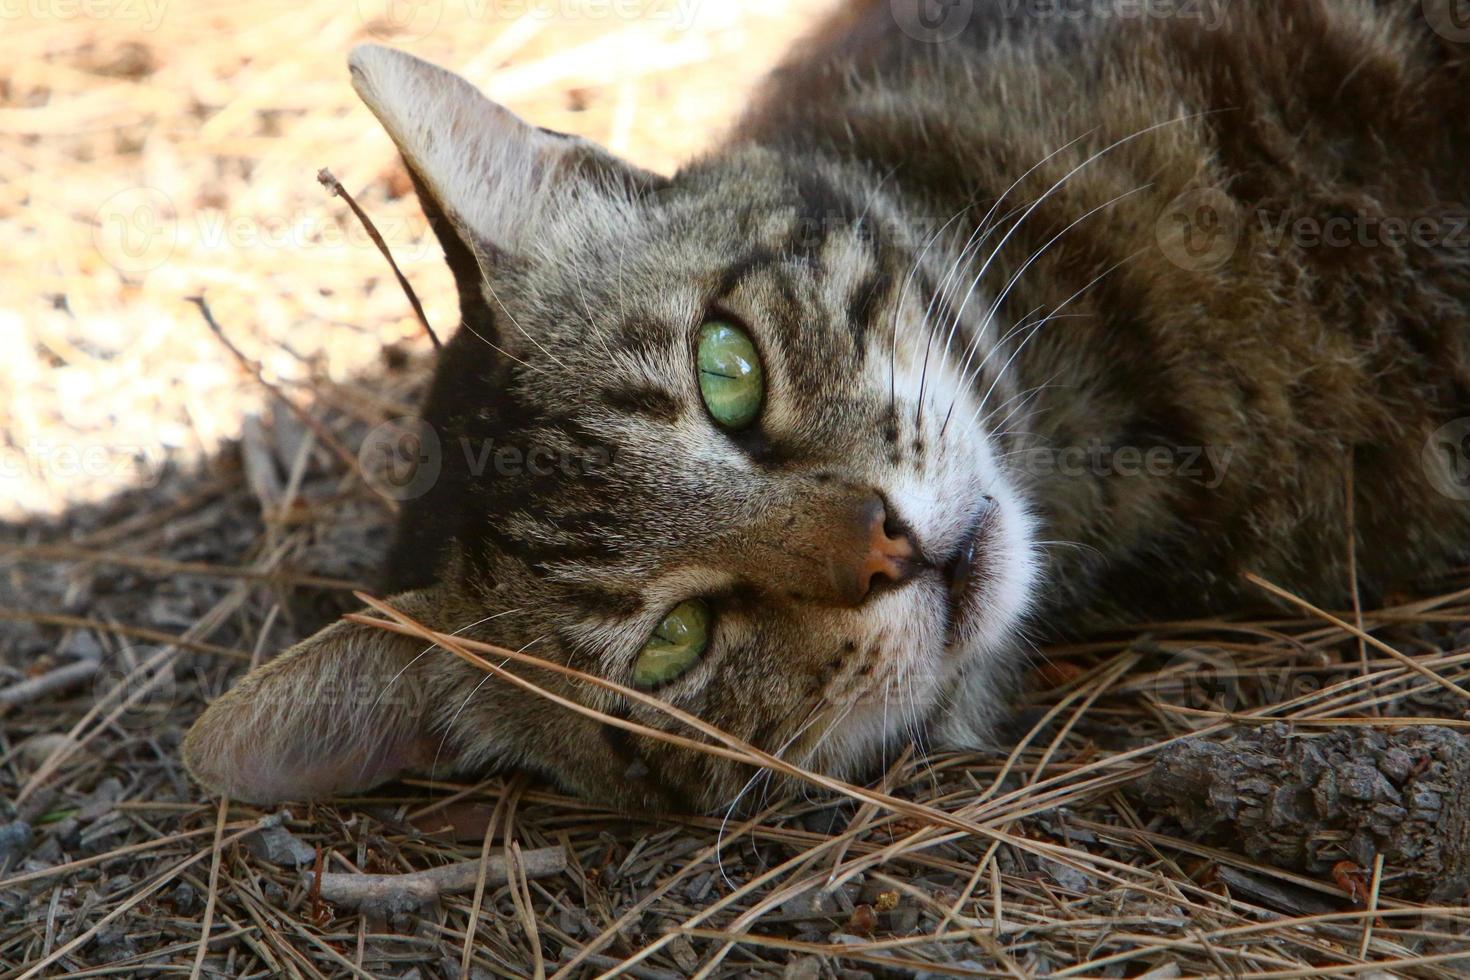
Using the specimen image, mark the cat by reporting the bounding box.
[184,0,1470,813]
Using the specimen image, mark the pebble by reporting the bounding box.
[243,824,317,867]
[0,821,33,868]
[173,881,200,915]
[782,957,823,980]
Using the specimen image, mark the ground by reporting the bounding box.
[4,1,1470,977]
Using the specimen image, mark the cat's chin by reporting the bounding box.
[808,482,1040,778]
[924,480,1041,750]
[941,480,1039,660]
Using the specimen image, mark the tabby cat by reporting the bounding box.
[185,0,1470,812]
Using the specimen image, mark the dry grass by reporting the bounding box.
[4,1,1470,977]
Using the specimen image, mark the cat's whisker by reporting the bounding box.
[572,273,618,365]
[430,633,544,784]
[965,206,1149,436]
[890,198,986,417]
[939,306,1051,440]
[955,111,1214,336]
[715,701,827,885]
[1032,539,1106,560]
[942,236,1120,444]
[933,113,1214,428]
[370,608,524,714]
[799,698,856,775]
[914,129,1098,429]
[923,201,1036,411]
[922,124,1104,384]
[913,205,1031,429]
[975,370,1069,440]
[459,322,543,375]
[484,280,568,370]
[430,670,497,784]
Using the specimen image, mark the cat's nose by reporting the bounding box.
[832,494,917,606]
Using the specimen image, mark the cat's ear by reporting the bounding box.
[183,589,465,804]
[347,43,667,274]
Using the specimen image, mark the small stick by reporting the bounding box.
[302,845,567,911]
[0,659,100,711]
[188,797,229,980]
[0,606,249,662]
[3,545,365,593]
[317,167,441,350]
[188,295,370,487]
[1245,571,1470,704]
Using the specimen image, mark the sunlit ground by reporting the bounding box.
[0,0,826,518]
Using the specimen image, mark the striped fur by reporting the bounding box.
[186,0,1470,812]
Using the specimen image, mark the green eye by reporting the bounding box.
[632,600,711,687]
[697,320,764,430]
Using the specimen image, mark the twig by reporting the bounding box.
[15,820,269,980]
[461,781,513,977]
[189,797,229,980]
[0,659,101,711]
[302,845,567,911]
[187,294,381,498]
[1245,571,1470,704]
[317,167,440,349]
[1344,462,1372,707]
[3,545,366,593]
[0,607,250,662]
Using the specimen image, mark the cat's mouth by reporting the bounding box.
[941,496,999,642]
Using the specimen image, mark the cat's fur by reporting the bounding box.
[185,0,1470,812]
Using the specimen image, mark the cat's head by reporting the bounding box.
[183,45,1038,812]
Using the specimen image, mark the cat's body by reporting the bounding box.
[732,0,1470,626]
[186,0,1470,812]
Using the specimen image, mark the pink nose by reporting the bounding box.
[834,495,917,605]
